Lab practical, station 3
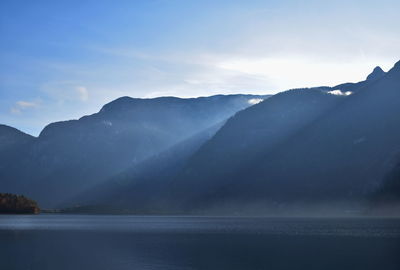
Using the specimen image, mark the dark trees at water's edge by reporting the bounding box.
[0,193,40,214]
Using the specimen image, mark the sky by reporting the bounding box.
[0,0,399,136]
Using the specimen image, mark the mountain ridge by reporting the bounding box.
[2,61,400,215]
[0,94,269,207]
[64,61,400,215]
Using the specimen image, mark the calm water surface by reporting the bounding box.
[0,215,399,270]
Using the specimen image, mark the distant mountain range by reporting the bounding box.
[161,61,400,215]
[1,60,400,216]
[0,94,268,207]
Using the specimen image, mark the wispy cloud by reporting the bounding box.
[75,86,89,101]
[248,98,264,105]
[11,100,41,114]
[40,81,90,102]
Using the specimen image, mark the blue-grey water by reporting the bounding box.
[0,215,399,270]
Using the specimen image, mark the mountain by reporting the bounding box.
[373,160,400,202]
[158,61,400,214]
[326,66,387,95]
[64,122,225,213]
[0,124,34,152]
[3,61,399,215]
[81,62,400,215]
[370,152,400,215]
[71,89,345,213]
[366,66,386,81]
[0,125,34,181]
[0,94,268,207]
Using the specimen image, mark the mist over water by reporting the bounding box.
[1,215,399,270]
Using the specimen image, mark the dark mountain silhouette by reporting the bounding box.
[368,156,400,215]
[0,94,267,207]
[78,62,400,215]
[72,89,346,213]
[374,161,400,202]
[366,66,386,81]
[327,66,387,95]
[0,124,34,152]
[0,125,35,184]
[65,122,225,212]
[155,61,400,214]
[2,61,400,216]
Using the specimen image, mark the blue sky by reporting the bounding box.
[1,0,399,135]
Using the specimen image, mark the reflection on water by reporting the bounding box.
[1,215,399,270]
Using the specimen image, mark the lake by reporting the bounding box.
[0,215,399,270]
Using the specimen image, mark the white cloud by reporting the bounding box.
[75,86,89,101]
[327,90,353,96]
[248,98,263,105]
[16,101,38,108]
[10,100,41,114]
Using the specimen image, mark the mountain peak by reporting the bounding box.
[0,124,33,138]
[366,66,385,81]
[385,60,400,76]
[0,124,34,151]
[392,60,400,71]
[100,96,140,113]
